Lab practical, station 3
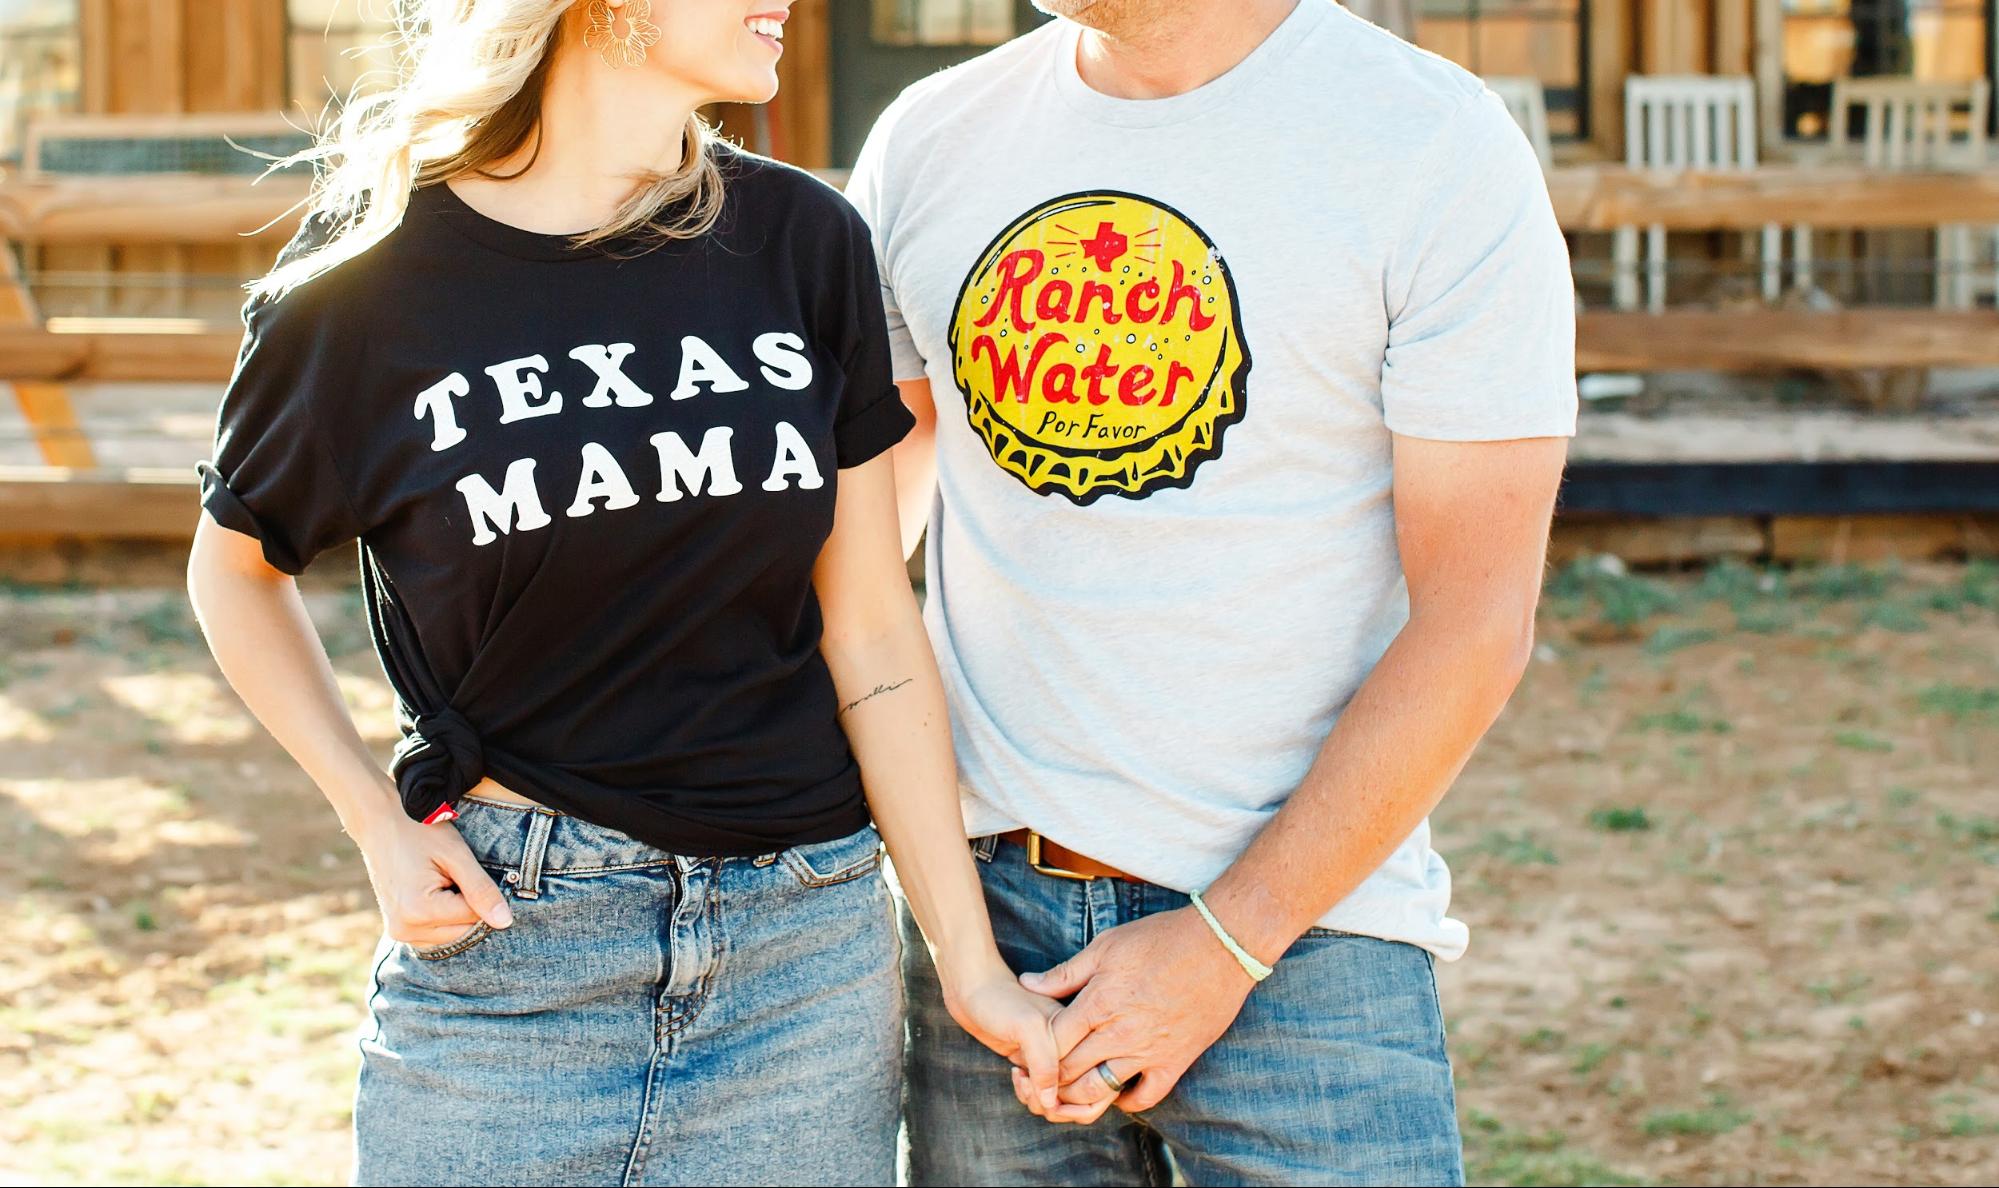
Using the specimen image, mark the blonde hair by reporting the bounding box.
[253,0,725,300]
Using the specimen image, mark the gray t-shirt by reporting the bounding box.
[848,0,1576,959]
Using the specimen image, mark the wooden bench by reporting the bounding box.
[2,113,309,468]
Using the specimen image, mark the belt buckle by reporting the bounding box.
[1025,831,1095,881]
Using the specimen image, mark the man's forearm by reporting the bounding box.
[1202,604,1536,963]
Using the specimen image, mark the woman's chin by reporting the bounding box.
[746,69,781,105]
[704,71,780,108]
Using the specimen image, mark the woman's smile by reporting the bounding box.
[745,10,787,55]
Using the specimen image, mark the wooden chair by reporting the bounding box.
[1829,77,1993,309]
[1617,75,1802,312]
[1483,76,1553,170]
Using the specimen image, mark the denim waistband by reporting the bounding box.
[452,794,883,900]
[453,794,685,897]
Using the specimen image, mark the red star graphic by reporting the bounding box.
[1077,221,1128,271]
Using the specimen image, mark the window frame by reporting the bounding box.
[1415,0,1594,143]
[1761,0,1999,145]
[869,0,1019,49]
[0,0,86,164]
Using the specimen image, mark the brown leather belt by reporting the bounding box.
[997,829,1144,882]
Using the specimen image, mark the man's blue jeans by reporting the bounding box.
[902,834,1464,1186]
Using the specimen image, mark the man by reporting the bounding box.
[847,1,1575,1182]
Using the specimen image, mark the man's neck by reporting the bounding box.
[1073,0,1300,100]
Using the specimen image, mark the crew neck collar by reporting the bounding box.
[1050,0,1327,128]
[418,178,650,262]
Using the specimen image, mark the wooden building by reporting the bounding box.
[3,0,1998,558]
[4,1,1995,169]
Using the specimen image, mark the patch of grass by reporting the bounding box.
[1858,600,1929,633]
[42,694,92,720]
[1923,560,1999,614]
[1464,1110,1647,1187]
[1571,1042,1613,1075]
[1937,812,1999,845]
[1521,1027,1565,1052]
[1546,557,1679,628]
[1577,664,1609,707]
[1464,830,1559,866]
[1690,558,1760,601]
[1798,563,1897,602]
[1944,1112,1999,1138]
[1734,605,1793,634]
[1633,709,1731,735]
[1641,1095,1752,1138]
[1807,973,1870,1005]
[1917,683,1999,720]
[1644,626,1718,655]
[132,599,203,646]
[1588,806,1653,832]
[1832,730,1894,754]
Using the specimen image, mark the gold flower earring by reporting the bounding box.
[584,0,660,69]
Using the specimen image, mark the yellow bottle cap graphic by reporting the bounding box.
[948,191,1250,504]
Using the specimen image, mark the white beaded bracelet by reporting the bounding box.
[1188,888,1274,983]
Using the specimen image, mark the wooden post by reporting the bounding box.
[1588,0,1631,160]
[1752,0,1785,150]
[1713,0,1752,77]
[1640,0,1709,74]
[776,0,832,168]
[2,251,97,469]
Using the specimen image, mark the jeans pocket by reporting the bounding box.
[780,824,884,888]
[407,920,494,962]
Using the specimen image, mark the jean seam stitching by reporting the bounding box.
[662,870,723,1036]
[515,808,554,898]
[534,859,679,876]
[781,851,883,888]
[622,1042,669,1185]
[410,921,492,961]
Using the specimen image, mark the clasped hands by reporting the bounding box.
[947,906,1266,1125]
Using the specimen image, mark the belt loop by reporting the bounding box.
[514,809,555,900]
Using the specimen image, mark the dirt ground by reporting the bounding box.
[0,553,1994,1186]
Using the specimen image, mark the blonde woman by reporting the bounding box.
[184,2,1065,1183]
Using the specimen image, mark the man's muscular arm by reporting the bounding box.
[1024,432,1568,1118]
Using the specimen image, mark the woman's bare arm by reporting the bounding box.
[186,513,511,946]
[813,451,1064,1116]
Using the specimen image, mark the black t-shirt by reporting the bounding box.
[197,148,915,856]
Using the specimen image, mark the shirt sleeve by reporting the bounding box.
[1379,86,1578,442]
[195,216,365,575]
[845,92,929,383]
[830,209,918,470]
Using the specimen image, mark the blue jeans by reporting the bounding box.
[903,835,1463,1187]
[354,795,902,1186]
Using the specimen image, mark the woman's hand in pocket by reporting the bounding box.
[354,808,514,948]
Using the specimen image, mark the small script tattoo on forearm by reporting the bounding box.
[839,679,914,716]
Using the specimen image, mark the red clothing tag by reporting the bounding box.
[422,802,458,825]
